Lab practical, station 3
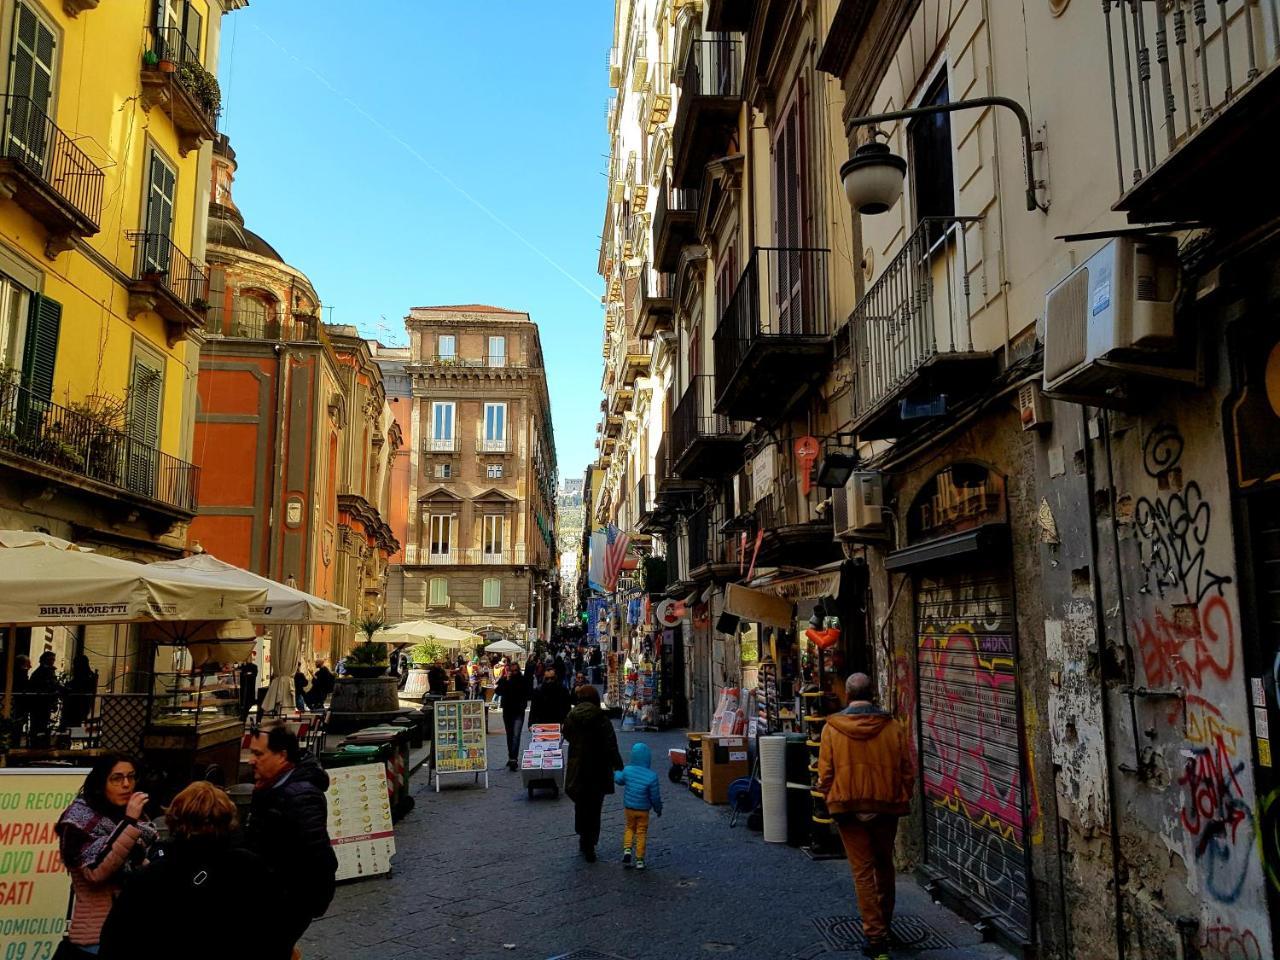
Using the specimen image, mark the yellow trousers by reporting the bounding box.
[623,808,650,859]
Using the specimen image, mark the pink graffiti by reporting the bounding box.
[918,629,1036,844]
[1200,921,1263,960]
[893,655,917,769]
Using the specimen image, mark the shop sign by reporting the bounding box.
[763,570,841,602]
[908,463,1006,542]
[0,768,87,956]
[751,445,776,504]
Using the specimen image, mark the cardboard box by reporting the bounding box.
[700,735,749,804]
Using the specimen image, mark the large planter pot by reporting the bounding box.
[344,665,388,679]
[327,676,414,735]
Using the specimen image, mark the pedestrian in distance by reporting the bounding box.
[244,721,338,957]
[615,741,663,870]
[816,673,915,960]
[54,753,158,957]
[562,684,623,863]
[61,653,98,729]
[98,780,275,960]
[292,664,308,713]
[28,650,59,743]
[528,667,573,726]
[495,662,530,771]
[306,658,335,709]
[427,659,448,696]
[238,651,258,723]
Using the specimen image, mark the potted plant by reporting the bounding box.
[344,617,390,678]
[142,49,160,70]
[158,56,176,74]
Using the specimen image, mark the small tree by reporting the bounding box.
[346,617,389,669]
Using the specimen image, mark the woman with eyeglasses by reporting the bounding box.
[54,753,158,957]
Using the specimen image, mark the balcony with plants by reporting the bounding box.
[842,216,990,441]
[712,246,833,422]
[1103,0,1280,223]
[140,27,220,156]
[0,95,105,259]
[0,376,200,521]
[126,232,210,345]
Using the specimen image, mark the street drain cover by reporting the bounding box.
[547,952,629,960]
[813,915,955,951]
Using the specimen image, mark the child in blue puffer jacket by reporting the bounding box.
[614,741,662,870]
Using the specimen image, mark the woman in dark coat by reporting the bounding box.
[561,684,623,862]
[62,654,98,728]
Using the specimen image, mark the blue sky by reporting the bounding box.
[216,2,611,483]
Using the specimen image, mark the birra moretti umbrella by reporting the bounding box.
[0,532,268,718]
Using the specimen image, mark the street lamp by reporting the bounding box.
[840,96,1045,213]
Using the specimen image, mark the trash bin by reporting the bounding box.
[337,725,414,819]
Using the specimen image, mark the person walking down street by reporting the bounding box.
[293,665,308,713]
[306,659,335,709]
[528,667,573,727]
[99,781,275,960]
[54,753,158,956]
[427,660,448,696]
[562,684,623,863]
[245,721,338,956]
[615,741,663,870]
[817,673,915,960]
[495,663,530,770]
[238,652,258,723]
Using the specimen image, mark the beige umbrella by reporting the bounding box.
[372,619,481,649]
[0,533,267,720]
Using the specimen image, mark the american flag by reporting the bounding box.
[603,524,630,593]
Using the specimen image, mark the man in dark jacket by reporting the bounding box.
[427,661,448,696]
[27,651,59,743]
[528,668,573,727]
[306,659,335,709]
[494,663,530,770]
[246,721,338,956]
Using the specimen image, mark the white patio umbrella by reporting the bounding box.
[148,554,350,712]
[483,638,524,656]
[0,532,267,719]
[372,619,481,650]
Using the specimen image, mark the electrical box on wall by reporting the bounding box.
[1042,236,1194,405]
[833,471,886,541]
[1018,382,1051,431]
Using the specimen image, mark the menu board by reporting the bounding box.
[0,768,88,956]
[433,699,488,775]
[325,763,395,881]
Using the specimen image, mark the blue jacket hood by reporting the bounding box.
[629,742,652,769]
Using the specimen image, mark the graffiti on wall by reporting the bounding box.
[1129,423,1264,926]
[916,572,1034,939]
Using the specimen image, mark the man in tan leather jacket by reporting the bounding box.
[817,673,916,960]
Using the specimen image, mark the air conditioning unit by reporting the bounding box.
[1043,236,1187,403]
[833,471,886,541]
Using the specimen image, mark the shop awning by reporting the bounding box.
[723,582,794,629]
[149,554,350,625]
[884,524,1010,571]
[747,562,843,601]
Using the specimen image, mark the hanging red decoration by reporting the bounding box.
[795,436,820,495]
[805,626,842,649]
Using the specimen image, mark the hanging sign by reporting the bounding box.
[655,599,685,628]
[0,768,87,956]
[795,436,820,496]
[751,445,776,504]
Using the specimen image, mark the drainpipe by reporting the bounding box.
[268,343,287,580]
[1080,403,1130,960]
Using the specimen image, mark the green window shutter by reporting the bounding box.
[20,293,60,404]
[129,357,162,446]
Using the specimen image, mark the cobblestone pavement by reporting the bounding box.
[301,726,1015,960]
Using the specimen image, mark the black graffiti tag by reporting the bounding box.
[1134,481,1232,603]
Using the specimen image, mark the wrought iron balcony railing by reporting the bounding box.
[417,546,529,566]
[846,216,984,424]
[206,309,320,342]
[0,378,200,514]
[677,36,742,100]
[1103,0,1279,200]
[0,95,105,235]
[127,232,209,308]
[477,438,508,454]
[671,375,748,473]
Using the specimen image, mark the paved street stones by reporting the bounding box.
[300,726,1016,960]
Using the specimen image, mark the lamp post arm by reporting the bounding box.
[846,95,1044,212]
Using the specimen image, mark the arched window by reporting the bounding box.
[232,291,277,338]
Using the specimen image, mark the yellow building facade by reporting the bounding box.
[0,0,243,561]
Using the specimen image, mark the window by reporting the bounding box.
[773,87,807,334]
[142,149,177,273]
[0,274,30,374]
[483,402,506,440]
[482,515,504,559]
[428,577,448,607]
[232,294,272,337]
[487,463,503,480]
[126,348,164,496]
[430,401,455,451]
[428,514,454,558]
[909,72,956,235]
[487,336,506,367]
[7,2,57,170]
[482,578,501,608]
[158,0,202,62]
[435,462,452,479]
[437,334,456,360]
